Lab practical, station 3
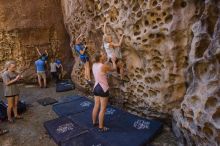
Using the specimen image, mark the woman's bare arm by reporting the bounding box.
[112,34,125,48]
[102,60,117,73]
[45,50,49,56]
[104,22,108,35]
[4,75,20,86]
[76,33,83,42]
[35,47,41,56]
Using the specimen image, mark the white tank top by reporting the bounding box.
[103,42,115,59]
[50,63,57,72]
[92,63,109,92]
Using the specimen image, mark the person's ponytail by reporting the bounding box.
[94,52,101,63]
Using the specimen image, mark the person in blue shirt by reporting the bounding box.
[72,34,91,83]
[35,57,47,88]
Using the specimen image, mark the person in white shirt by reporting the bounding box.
[55,59,63,82]
[103,22,125,80]
[50,58,58,82]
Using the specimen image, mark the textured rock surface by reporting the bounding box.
[0,0,72,82]
[62,0,220,145]
[0,0,219,145]
[62,0,191,117]
[173,0,220,145]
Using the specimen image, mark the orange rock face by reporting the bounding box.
[62,0,190,115]
[0,0,72,82]
[0,0,219,145]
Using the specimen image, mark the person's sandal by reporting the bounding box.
[8,119,14,123]
[15,115,23,120]
[0,129,9,136]
[98,127,109,132]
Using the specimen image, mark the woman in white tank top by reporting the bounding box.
[103,22,125,80]
[92,51,116,132]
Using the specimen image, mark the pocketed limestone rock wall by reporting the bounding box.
[173,1,220,145]
[62,0,192,116]
[62,0,220,145]
[0,0,72,82]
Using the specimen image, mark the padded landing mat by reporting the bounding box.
[68,105,125,129]
[58,95,82,103]
[44,117,88,145]
[90,112,163,146]
[37,97,58,106]
[56,80,75,92]
[53,97,93,116]
[61,132,106,146]
[68,110,162,146]
[48,96,163,146]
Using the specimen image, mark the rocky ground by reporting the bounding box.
[0,82,177,146]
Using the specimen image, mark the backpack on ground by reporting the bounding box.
[0,100,27,121]
[18,100,27,114]
[0,101,7,120]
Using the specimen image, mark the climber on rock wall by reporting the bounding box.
[103,22,125,80]
[92,51,116,132]
[35,47,49,63]
[2,60,23,123]
[71,33,91,84]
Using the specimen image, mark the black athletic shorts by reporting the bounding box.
[93,83,109,97]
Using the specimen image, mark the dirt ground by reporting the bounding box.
[0,82,177,146]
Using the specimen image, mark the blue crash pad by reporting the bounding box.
[53,97,93,116]
[90,112,163,146]
[48,96,163,146]
[58,95,82,103]
[44,117,88,145]
[68,105,125,129]
[66,106,162,146]
[56,80,75,92]
[61,132,107,146]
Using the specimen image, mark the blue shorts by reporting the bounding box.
[93,83,109,97]
[80,55,89,63]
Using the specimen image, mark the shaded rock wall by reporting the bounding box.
[0,0,72,82]
[173,0,220,145]
[62,0,193,117]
